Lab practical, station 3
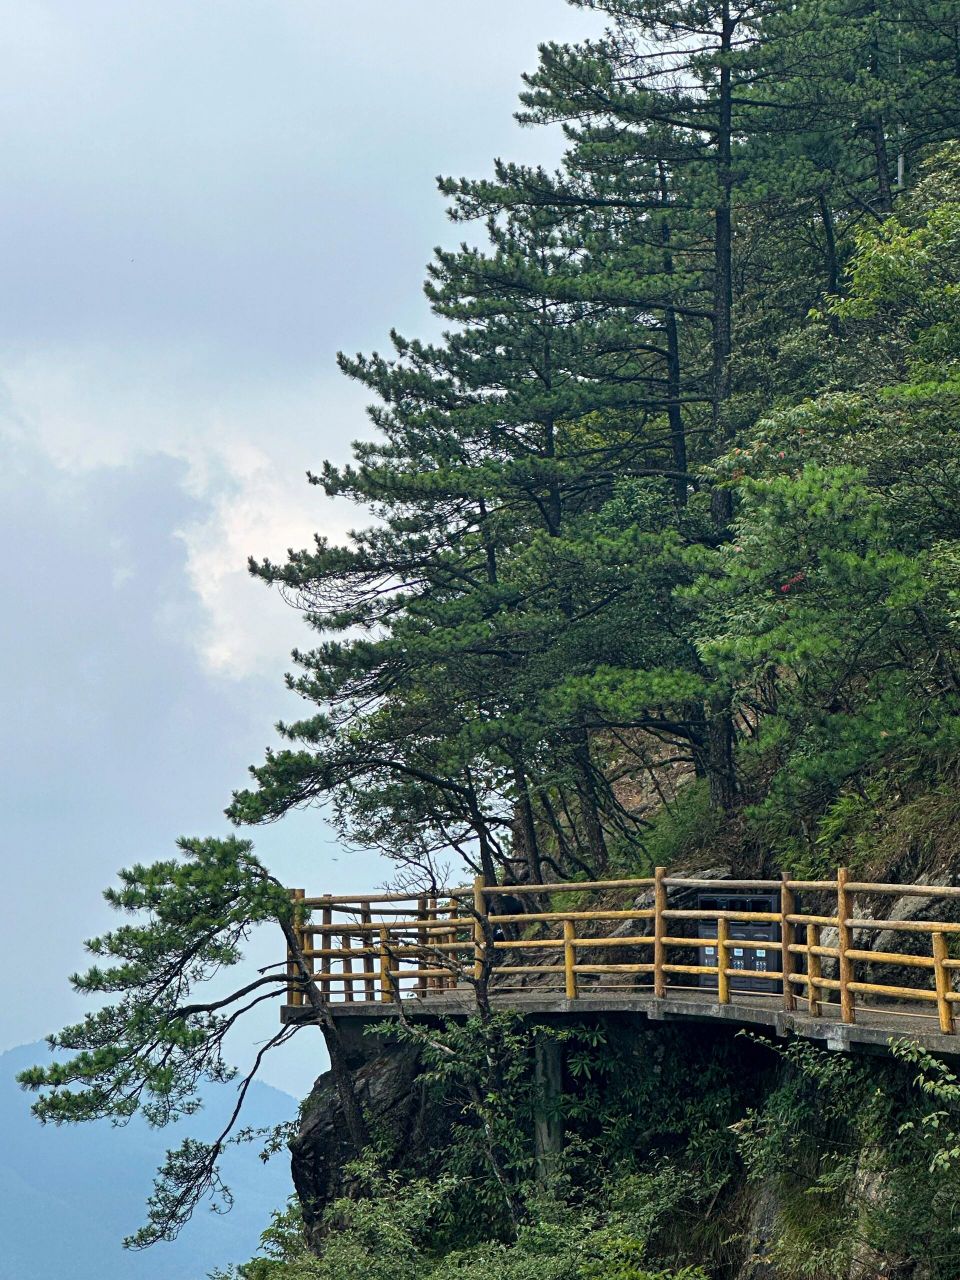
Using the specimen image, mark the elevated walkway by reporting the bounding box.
[281,869,960,1057]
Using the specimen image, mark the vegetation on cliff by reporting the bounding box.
[19,2,960,1277]
[218,1028,960,1279]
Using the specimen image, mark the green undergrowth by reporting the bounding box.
[633,780,723,873]
[217,1025,960,1280]
[768,764,960,882]
[213,1183,711,1280]
[630,757,960,886]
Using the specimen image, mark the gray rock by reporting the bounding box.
[291,1039,448,1249]
[734,1180,780,1280]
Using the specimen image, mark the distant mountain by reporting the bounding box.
[0,1042,298,1280]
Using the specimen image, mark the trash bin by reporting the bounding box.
[697,892,781,994]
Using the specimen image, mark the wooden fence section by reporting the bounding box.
[285,870,960,1033]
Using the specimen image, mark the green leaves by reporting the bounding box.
[21,836,296,1244]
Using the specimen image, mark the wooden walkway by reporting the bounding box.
[282,869,960,1056]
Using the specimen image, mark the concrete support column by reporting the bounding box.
[533,1034,564,1183]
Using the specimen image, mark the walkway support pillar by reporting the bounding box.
[533,1034,564,1184]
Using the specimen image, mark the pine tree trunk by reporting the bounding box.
[706,4,738,806]
[868,25,893,214]
[571,729,608,874]
[870,112,894,213]
[512,764,544,884]
[818,194,840,298]
[282,915,370,1152]
[712,1,735,447]
[317,1014,370,1153]
[657,160,687,507]
[707,700,737,812]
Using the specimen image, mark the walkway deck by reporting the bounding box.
[283,987,960,1058]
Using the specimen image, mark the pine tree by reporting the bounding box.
[232,197,708,879]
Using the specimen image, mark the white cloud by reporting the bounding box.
[175,442,357,679]
[0,343,364,678]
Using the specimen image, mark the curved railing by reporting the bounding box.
[284,869,960,1034]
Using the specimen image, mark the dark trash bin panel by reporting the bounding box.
[697,892,781,994]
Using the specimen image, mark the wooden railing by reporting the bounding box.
[285,869,960,1034]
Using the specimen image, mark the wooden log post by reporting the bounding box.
[417,896,428,997]
[342,932,354,1004]
[933,931,955,1035]
[426,897,439,991]
[320,904,333,1002]
[285,935,296,1006]
[808,922,822,1017]
[446,905,459,991]
[473,875,486,982]
[287,889,304,1007]
[654,866,667,998]
[361,906,376,1001]
[717,914,730,1005]
[296,888,308,1005]
[379,926,393,1003]
[781,874,796,1012]
[563,919,578,1001]
[837,867,856,1024]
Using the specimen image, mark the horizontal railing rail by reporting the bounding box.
[284,868,960,1033]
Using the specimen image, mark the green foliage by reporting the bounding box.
[638,780,721,871]
[735,1036,960,1278]
[222,1029,960,1280]
[19,837,296,1246]
[215,1178,710,1280]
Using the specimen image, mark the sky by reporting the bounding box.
[0,0,607,1098]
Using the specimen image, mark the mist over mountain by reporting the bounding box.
[0,1042,298,1280]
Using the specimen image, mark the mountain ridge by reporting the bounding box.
[0,1041,297,1280]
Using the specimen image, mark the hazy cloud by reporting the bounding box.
[0,0,606,1091]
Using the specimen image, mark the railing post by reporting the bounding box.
[296,889,309,1005]
[563,919,578,1000]
[717,914,730,1005]
[837,867,855,1024]
[361,906,376,1001]
[286,889,303,1007]
[654,866,666,998]
[342,932,354,1004]
[781,873,796,1012]
[417,896,428,997]
[446,903,459,991]
[320,903,332,1002]
[933,932,954,1035]
[473,874,486,982]
[379,926,393,1003]
[807,923,822,1017]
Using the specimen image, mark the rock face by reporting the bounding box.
[291,1037,449,1248]
[735,1180,781,1280]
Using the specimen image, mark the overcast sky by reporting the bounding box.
[0,1,607,1097]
